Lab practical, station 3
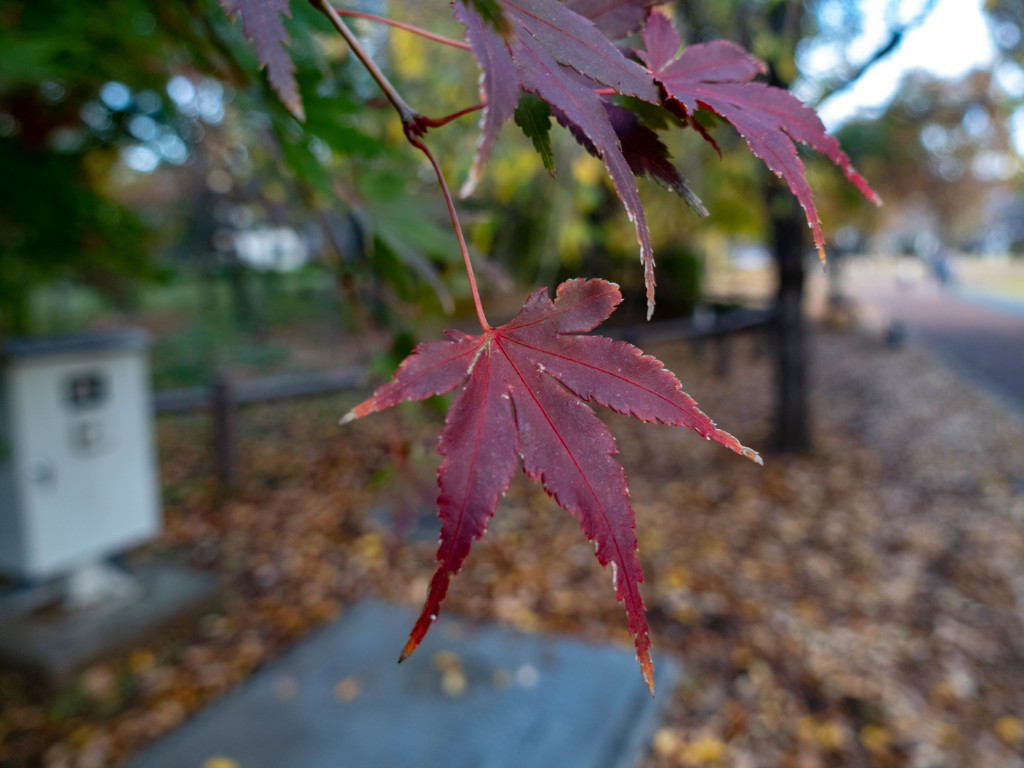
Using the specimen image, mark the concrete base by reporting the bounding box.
[0,563,217,685]
[127,600,679,768]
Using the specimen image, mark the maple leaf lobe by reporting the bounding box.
[454,1,520,197]
[565,0,655,40]
[400,340,519,663]
[219,0,305,121]
[338,334,482,424]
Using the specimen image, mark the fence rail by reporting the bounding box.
[153,308,777,488]
[153,364,367,413]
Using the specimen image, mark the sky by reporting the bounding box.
[810,0,1001,129]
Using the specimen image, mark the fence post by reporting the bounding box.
[212,372,237,490]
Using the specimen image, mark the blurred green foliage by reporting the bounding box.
[0,0,484,342]
[0,138,151,331]
[0,0,200,333]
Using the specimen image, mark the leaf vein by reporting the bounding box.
[495,335,640,604]
[502,336,688,418]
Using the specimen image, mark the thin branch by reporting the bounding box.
[312,0,490,331]
[420,103,485,128]
[330,7,471,50]
[315,0,420,125]
[813,0,940,106]
[406,131,491,331]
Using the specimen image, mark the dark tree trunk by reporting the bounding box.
[766,175,812,452]
[763,26,813,453]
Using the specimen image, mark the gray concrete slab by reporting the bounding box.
[0,564,217,685]
[127,600,679,768]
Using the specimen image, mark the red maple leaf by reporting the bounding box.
[640,9,880,260]
[555,100,708,216]
[455,0,665,317]
[341,279,761,692]
[564,0,658,40]
[219,0,304,121]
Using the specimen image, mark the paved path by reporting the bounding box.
[127,600,677,768]
[845,272,1024,414]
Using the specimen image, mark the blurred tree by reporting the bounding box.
[0,0,196,332]
[672,0,938,452]
[835,69,1020,250]
[0,1,477,337]
[986,0,1024,68]
[984,0,1024,201]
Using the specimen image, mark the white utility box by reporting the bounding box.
[0,330,161,580]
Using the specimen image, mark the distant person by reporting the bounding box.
[931,250,956,287]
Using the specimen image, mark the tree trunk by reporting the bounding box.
[767,176,812,452]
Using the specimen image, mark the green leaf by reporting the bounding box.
[466,0,511,35]
[514,92,556,174]
[610,94,680,132]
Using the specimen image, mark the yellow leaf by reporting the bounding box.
[666,564,691,589]
[68,725,93,746]
[432,651,461,671]
[333,676,361,703]
[441,668,467,697]
[815,720,846,751]
[859,724,889,754]
[203,758,240,768]
[571,155,601,187]
[355,533,382,558]
[938,721,960,748]
[652,727,682,757]
[129,649,156,674]
[391,29,426,80]
[680,734,727,765]
[995,715,1023,744]
[313,32,347,62]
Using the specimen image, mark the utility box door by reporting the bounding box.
[0,332,160,579]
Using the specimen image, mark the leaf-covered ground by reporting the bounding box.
[2,323,1023,767]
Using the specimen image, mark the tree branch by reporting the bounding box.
[419,103,485,128]
[312,0,490,330]
[405,131,491,330]
[330,7,471,50]
[314,0,421,127]
[813,0,940,106]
